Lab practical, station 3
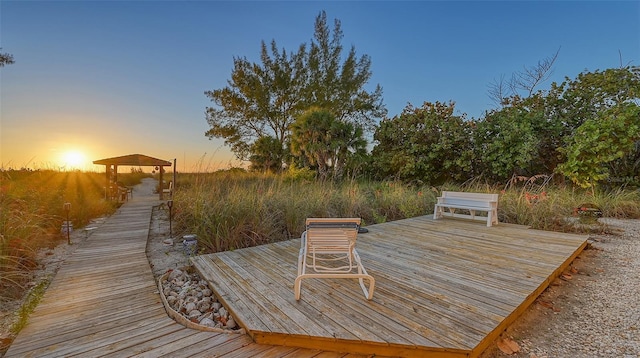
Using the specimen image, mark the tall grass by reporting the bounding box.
[0,170,145,302]
[498,176,640,231]
[172,172,640,253]
[172,172,437,253]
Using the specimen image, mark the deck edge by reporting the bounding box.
[469,236,588,357]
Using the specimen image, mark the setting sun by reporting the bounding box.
[60,150,87,169]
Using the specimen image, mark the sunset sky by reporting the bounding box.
[1,1,638,172]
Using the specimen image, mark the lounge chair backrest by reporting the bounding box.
[305,218,360,250]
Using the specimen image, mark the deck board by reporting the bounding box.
[192,216,587,357]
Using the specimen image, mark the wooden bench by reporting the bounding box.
[119,186,133,201]
[106,185,130,202]
[433,191,499,227]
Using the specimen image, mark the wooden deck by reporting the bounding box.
[5,179,361,358]
[192,216,588,358]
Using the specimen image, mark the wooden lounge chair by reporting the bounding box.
[294,218,375,300]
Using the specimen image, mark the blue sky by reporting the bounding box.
[1,1,639,171]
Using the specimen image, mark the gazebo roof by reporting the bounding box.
[93,154,172,167]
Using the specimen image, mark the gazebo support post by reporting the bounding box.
[172,158,176,198]
[104,166,110,199]
[159,165,164,200]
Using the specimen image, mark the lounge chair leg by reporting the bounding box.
[294,277,303,300]
[358,276,375,300]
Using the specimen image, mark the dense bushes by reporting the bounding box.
[372,67,640,187]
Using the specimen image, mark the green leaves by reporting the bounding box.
[557,103,640,188]
[372,101,472,184]
[290,108,367,180]
[553,66,640,188]
[371,66,639,188]
[474,98,543,181]
[204,44,302,161]
[0,48,14,67]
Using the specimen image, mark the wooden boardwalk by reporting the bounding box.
[192,216,588,358]
[5,179,360,358]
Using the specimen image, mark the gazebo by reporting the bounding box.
[93,154,173,200]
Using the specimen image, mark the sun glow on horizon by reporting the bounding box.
[60,150,87,170]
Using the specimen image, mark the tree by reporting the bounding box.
[204,40,307,160]
[479,65,640,183]
[371,101,473,184]
[608,140,640,186]
[303,11,386,130]
[290,108,367,180]
[204,11,385,161]
[327,117,368,179]
[0,49,14,67]
[488,49,559,107]
[548,66,640,186]
[474,92,569,180]
[249,136,285,173]
[474,101,541,181]
[548,66,640,133]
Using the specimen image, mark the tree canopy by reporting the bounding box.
[476,65,640,185]
[205,21,638,189]
[290,108,367,180]
[205,11,385,163]
[371,65,640,187]
[0,49,14,67]
[557,103,640,188]
[372,101,473,184]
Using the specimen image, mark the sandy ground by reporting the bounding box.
[480,218,640,358]
[146,204,195,278]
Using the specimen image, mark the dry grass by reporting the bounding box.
[0,169,147,303]
[171,171,640,254]
[172,171,438,253]
[3,169,637,297]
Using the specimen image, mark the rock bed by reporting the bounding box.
[160,267,241,332]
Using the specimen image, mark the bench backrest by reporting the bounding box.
[439,191,498,208]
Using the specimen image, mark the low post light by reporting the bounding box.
[63,202,71,245]
[167,200,173,238]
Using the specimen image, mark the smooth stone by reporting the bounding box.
[200,317,216,327]
[225,316,237,329]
